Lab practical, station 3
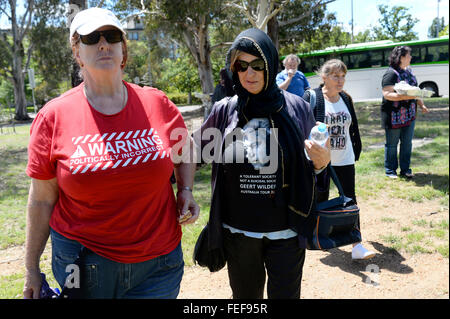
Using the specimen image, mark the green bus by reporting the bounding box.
[295,36,449,100]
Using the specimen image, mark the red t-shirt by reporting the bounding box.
[26,82,188,263]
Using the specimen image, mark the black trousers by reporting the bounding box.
[317,164,356,204]
[223,228,305,299]
[317,164,360,229]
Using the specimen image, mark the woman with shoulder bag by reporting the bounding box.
[303,59,375,260]
[194,28,330,299]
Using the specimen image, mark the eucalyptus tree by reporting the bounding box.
[0,0,35,120]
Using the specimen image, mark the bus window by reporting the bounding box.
[340,54,353,68]
[428,44,449,62]
[302,57,322,74]
[302,58,314,74]
[299,59,307,73]
[410,45,425,64]
[349,52,371,68]
[370,50,383,67]
[383,49,392,65]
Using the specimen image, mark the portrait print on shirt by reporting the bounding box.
[222,118,277,173]
[222,118,278,197]
[325,111,349,150]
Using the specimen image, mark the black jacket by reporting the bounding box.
[194,91,318,251]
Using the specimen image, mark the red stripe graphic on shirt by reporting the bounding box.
[69,129,167,174]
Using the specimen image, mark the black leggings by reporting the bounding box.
[223,228,305,299]
[317,164,360,229]
[317,164,356,204]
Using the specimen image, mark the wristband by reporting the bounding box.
[178,186,192,193]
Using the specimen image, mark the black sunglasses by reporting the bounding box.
[234,59,265,72]
[80,30,123,45]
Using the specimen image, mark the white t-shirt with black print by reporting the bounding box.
[324,97,355,166]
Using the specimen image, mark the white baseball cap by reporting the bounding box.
[69,7,126,39]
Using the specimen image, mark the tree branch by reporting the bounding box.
[0,5,11,19]
[24,42,34,71]
[210,41,233,51]
[257,0,289,30]
[18,0,34,43]
[226,1,257,28]
[279,0,335,27]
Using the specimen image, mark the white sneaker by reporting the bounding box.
[352,243,376,260]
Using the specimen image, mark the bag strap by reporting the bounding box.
[307,88,316,110]
[327,165,348,200]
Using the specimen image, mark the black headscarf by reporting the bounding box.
[225,28,314,221]
[225,28,283,117]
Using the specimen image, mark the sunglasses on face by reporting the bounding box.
[80,29,123,45]
[234,59,265,72]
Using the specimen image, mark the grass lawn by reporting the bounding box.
[0,97,448,298]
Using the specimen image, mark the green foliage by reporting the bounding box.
[278,3,342,54]
[161,48,201,94]
[439,24,449,36]
[428,17,446,38]
[372,5,419,41]
[166,92,201,105]
[0,80,14,106]
[123,40,150,84]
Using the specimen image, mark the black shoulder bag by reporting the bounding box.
[306,166,362,250]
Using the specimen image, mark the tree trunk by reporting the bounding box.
[10,0,30,121]
[181,27,214,117]
[12,61,29,120]
[69,0,87,87]
[267,15,279,52]
[267,16,282,73]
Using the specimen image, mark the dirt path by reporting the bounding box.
[178,199,449,299]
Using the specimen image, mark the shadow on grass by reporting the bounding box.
[318,241,413,285]
[404,173,449,194]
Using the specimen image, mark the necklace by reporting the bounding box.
[84,82,127,114]
[322,88,340,103]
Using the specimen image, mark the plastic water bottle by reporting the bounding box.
[304,123,328,161]
[309,123,329,147]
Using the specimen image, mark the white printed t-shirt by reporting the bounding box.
[324,96,355,166]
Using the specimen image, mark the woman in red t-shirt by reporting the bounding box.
[23,8,199,299]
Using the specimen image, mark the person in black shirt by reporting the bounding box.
[196,28,330,299]
[211,68,235,104]
[381,46,429,179]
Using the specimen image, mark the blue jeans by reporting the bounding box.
[50,228,184,299]
[384,120,415,175]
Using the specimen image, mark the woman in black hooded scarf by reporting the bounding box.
[195,28,330,299]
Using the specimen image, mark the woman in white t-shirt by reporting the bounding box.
[303,59,375,260]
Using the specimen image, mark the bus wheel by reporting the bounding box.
[419,82,439,97]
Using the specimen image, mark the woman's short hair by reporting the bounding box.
[282,54,300,66]
[389,46,411,71]
[316,59,347,77]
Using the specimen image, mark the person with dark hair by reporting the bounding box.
[211,68,235,104]
[194,28,330,299]
[381,46,429,179]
